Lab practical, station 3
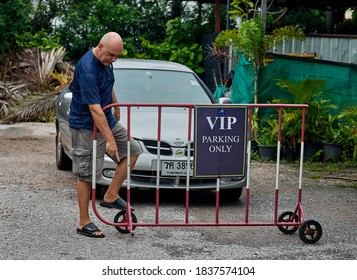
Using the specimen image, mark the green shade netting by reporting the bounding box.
[230,54,255,104]
[213,84,230,101]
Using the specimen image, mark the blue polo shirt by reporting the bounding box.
[69,49,116,130]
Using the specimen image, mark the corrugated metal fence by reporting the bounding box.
[271,35,357,65]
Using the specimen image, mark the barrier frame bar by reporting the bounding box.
[91,103,309,235]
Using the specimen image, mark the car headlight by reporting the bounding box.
[102,169,115,178]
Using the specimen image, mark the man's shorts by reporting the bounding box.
[70,122,141,182]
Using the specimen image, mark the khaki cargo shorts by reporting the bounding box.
[70,122,141,182]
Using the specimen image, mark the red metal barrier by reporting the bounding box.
[91,103,322,244]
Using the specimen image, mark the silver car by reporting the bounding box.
[55,59,245,198]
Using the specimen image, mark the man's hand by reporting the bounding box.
[113,107,120,121]
[106,138,120,162]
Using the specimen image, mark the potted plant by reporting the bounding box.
[256,118,278,161]
[322,115,344,161]
[272,78,337,161]
[278,107,301,161]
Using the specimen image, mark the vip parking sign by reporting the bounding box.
[194,105,248,177]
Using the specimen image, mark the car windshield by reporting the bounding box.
[113,69,213,104]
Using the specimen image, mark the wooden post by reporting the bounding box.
[215,0,221,33]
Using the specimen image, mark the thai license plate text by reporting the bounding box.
[161,160,193,176]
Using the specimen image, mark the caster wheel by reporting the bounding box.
[299,220,322,244]
[278,211,299,234]
[114,210,137,234]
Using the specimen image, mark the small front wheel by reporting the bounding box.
[278,211,299,234]
[114,210,137,234]
[299,220,322,244]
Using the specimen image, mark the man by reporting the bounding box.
[69,32,141,238]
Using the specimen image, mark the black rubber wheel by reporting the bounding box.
[56,128,72,170]
[114,210,137,234]
[278,211,299,234]
[298,220,322,244]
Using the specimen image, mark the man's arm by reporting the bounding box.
[89,103,119,161]
[112,89,120,121]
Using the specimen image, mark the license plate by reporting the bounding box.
[161,160,193,176]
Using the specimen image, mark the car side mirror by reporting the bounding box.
[218,97,232,104]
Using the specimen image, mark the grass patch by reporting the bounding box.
[293,161,357,188]
[306,174,323,180]
[301,161,356,172]
[336,182,357,189]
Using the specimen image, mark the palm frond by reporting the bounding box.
[2,92,58,124]
[0,46,73,123]
[338,105,357,120]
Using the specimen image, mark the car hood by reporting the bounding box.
[119,107,194,146]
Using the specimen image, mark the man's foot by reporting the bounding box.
[100,197,133,210]
[76,222,105,238]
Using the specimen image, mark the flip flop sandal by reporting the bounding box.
[100,197,134,211]
[76,222,105,238]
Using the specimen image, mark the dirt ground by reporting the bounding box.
[0,122,77,190]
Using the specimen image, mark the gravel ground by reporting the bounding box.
[0,122,356,261]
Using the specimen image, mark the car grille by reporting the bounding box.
[142,139,172,155]
[142,139,194,157]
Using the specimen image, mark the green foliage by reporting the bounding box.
[1,0,219,69]
[256,117,278,147]
[266,25,305,45]
[269,80,356,162]
[0,0,33,52]
[214,6,305,103]
[55,0,126,60]
[324,115,344,144]
[229,0,255,20]
[215,19,304,66]
[274,78,326,104]
[55,0,168,61]
[337,104,357,161]
[16,29,61,51]
[338,104,357,121]
[323,120,356,163]
[214,19,264,64]
[273,78,337,144]
[135,18,204,74]
[272,8,326,34]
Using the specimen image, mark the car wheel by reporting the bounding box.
[56,128,72,170]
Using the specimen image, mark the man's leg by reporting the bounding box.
[103,154,139,203]
[76,179,91,227]
[76,179,104,236]
[71,127,105,237]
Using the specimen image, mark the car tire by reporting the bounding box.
[56,128,72,170]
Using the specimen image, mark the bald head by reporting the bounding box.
[93,32,124,66]
[100,32,123,49]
